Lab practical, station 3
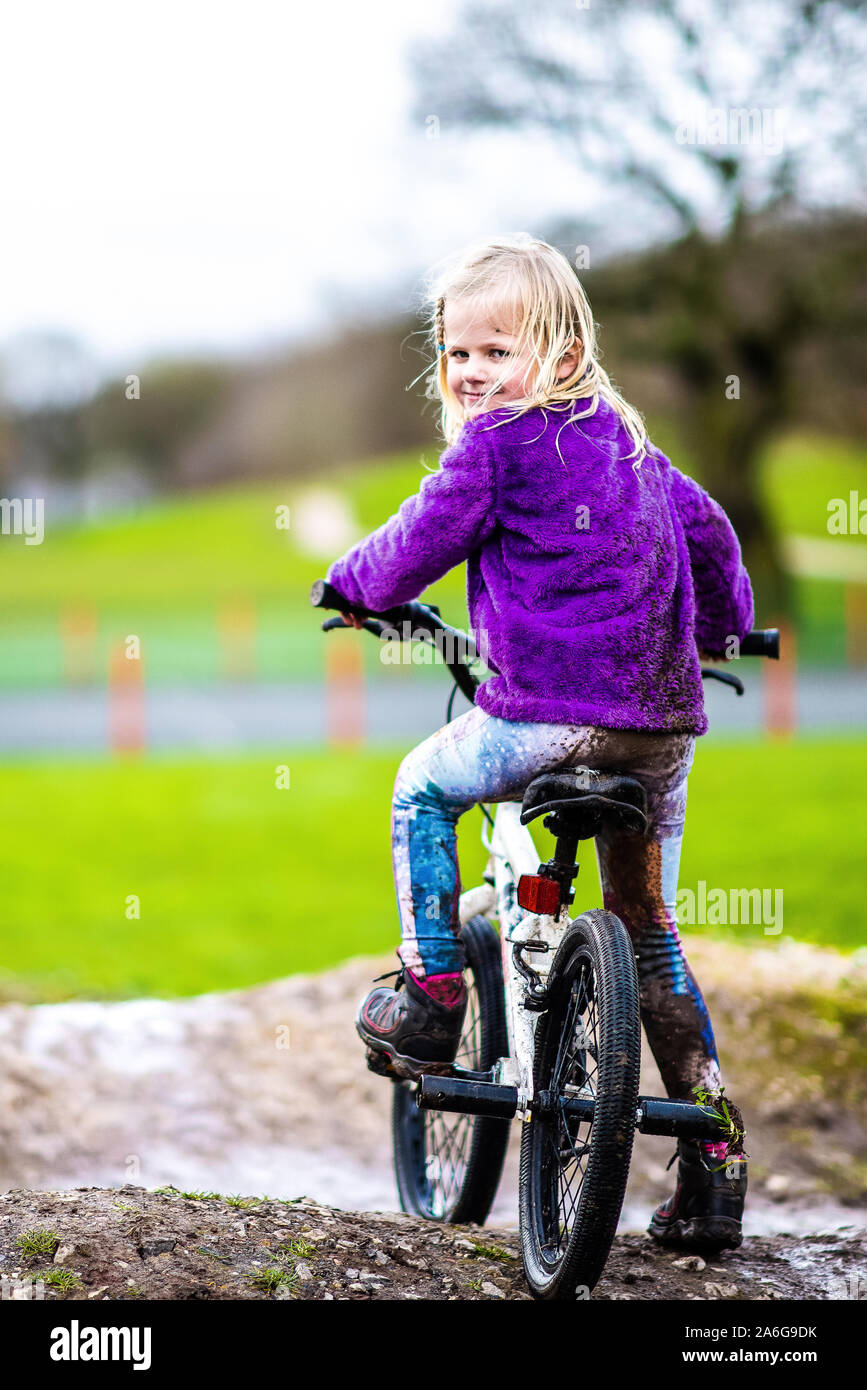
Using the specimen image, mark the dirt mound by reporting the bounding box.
[2,1186,864,1301]
[0,937,864,1242]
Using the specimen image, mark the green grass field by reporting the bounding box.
[0,451,463,612]
[0,449,466,687]
[1,431,865,686]
[1,737,863,1004]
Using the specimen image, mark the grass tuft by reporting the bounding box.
[248,1264,299,1294]
[42,1269,82,1295]
[470,1242,518,1261]
[15,1229,60,1259]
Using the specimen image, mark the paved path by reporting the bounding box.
[0,672,865,753]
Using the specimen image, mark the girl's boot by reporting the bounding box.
[648,1138,747,1251]
[356,967,467,1076]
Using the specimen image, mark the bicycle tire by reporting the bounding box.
[392,915,510,1224]
[519,910,641,1298]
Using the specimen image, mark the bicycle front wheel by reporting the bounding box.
[519,910,641,1299]
[392,914,510,1224]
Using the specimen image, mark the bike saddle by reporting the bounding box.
[520,768,648,839]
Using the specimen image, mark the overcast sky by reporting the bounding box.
[0,1,596,383]
[1,0,857,394]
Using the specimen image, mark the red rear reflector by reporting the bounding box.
[517,874,561,914]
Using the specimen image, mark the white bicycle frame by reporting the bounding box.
[457,801,574,1119]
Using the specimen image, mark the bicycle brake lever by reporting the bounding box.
[701,667,745,696]
[321,616,385,636]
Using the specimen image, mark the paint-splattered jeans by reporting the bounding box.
[391,705,723,1103]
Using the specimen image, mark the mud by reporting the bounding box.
[1,1187,863,1301]
[0,936,865,1300]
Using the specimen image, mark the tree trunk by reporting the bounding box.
[680,388,792,621]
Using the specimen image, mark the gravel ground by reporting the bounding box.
[1,1186,864,1301]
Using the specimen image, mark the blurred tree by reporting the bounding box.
[563,209,867,583]
[0,330,100,483]
[411,0,867,612]
[172,321,439,488]
[0,408,13,490]
[84,360,234,484]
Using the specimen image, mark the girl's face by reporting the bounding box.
[443,297,579,416]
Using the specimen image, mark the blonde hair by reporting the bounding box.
[423,233,647,464]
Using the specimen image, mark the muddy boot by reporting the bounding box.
[356,967,467,1078]
[648,1139,747,1252]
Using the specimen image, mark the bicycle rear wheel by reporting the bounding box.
[392,915,510,1224]
[519,910,641,1298]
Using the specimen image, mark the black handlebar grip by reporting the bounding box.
[739,629,780,659]
[310,578,352,614]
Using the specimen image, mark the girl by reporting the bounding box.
[325,233,751,1251]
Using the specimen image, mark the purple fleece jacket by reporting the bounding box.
[326,400,754,735]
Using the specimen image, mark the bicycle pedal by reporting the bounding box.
[364,1044,454,1084]
[365,1047,400,1079]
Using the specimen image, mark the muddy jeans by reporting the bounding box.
[391,705,723,1103]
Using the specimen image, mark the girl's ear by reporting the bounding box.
[556,341,582,382]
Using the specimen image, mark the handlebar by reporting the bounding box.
[311,579,386,619]
[310,578,480,703]
[700,628,780,695]
[311,580,781,706]
[738,629,779,659]
[311,578,443,633]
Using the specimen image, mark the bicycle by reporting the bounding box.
[310,577,779,1299]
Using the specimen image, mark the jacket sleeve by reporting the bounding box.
[669,466,754,657]
[325,418,498,612]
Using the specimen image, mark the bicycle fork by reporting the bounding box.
[451,801,571,1118]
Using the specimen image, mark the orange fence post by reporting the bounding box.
[324,637,365,746]
[845,584,867,667]
[762,619,797,739]
[108,642,146,754]
[219,598,257,680]
[61,605,98,685]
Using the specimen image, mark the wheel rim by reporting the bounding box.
[535,947,599,1267]
[405,971,483,1219]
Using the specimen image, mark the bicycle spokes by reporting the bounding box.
[541,958,599,1254]
[417,977,482,1216]
[454,989,482,1069]
[393,914,510,1227]
[419,1110,475,1216]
